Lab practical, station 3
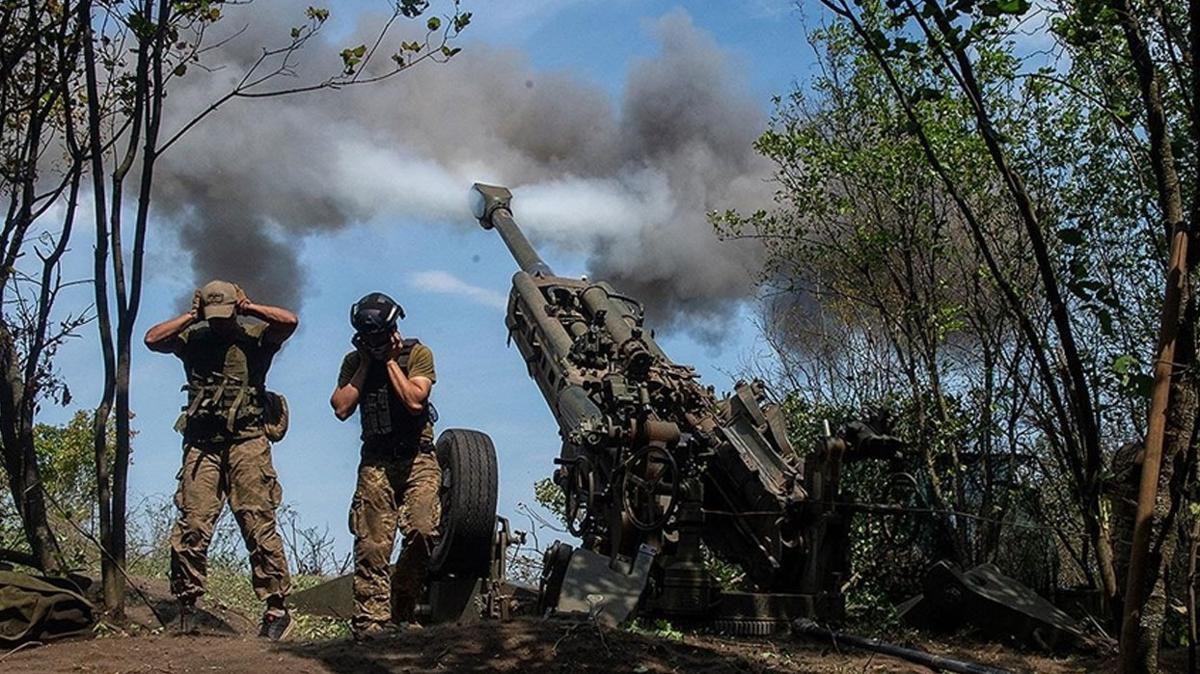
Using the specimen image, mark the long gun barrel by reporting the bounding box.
[471,183,553,277]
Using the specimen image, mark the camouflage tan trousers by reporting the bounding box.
[350,449,441,629]
[169,436,291,604]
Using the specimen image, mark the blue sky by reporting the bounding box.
[41,1,822,560]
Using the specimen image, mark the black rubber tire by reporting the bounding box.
[538,541,573,614]
[429,428,499,579]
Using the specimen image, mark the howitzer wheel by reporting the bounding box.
[538,541,573,615]
[620,446,679,531]
[429,429,499,579]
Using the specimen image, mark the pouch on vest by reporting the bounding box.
[174,373,265,440]
[263,391,289,442]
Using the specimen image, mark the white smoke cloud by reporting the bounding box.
[408,270,508,310]
[152,2,773,340]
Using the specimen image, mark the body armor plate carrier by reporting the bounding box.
[359,338,437,443]
[175,373,268,441]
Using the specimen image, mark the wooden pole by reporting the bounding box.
[1119,221,1190,673]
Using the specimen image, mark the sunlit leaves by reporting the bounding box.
[453,11,472,33]
[398,0,430,19]
[980,0,1029,17]
[339,43,367,74]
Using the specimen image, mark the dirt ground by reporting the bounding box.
[1,576,1183,674]
[3,616,1174,674]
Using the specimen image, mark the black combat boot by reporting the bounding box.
[259,608,293,641]
[177,600,199,635]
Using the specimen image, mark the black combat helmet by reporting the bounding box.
[350,292,404,335]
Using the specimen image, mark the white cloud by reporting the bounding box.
[408,270,508,310]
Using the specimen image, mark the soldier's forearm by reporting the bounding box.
[331,384,361,420]
[385,361,428,414]
[331,363,368,419]
[246,302,299,343]
[144,312,194,349]
[244,302,298,328]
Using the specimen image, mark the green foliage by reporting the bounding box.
[201,569,349,640]
[779,396,857,452]
[398,0,430,19]
[34,411,105,506]
[723,3,1190,617]
[452,12,472,33]
[340,44,367,74]
[627,618,684,642]
[0,411,116,565]
[533,476,567,526]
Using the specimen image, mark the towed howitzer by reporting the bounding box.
[471,183,894,629]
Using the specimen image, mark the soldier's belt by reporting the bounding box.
[360,438,435,459]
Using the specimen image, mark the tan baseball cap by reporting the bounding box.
[200,280,238,319]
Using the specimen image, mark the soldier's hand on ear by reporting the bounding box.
[352,334,375,364]
[386,331,404,361]
[191,289,203,319]
[234,284,251,313]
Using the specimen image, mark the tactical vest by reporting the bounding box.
[360,338,437,447]
[175,323,273,443]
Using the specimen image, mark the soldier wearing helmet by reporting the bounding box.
[144,280,298,640]
[330,292,439,639]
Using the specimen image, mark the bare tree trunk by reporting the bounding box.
[79,0,121,612]
[0,325,58,571]
[0,0,83,574]
[1189,514,1199,674]
[1111,0,1196,669]
[1135,362,1199,673]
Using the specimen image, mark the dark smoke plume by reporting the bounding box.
[154,4,773,338]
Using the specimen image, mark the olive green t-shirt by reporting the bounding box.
[338,342,436,449]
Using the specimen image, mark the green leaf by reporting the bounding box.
[867,28,890,51]
[1111,354,1136,375]
[427,16,441,31]
[1056,228,1084,245]
[399,0,430,19]
[127,11,155,39]
[340,45,366,72]
[914,86,944,102]
[982,0,1030,16]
